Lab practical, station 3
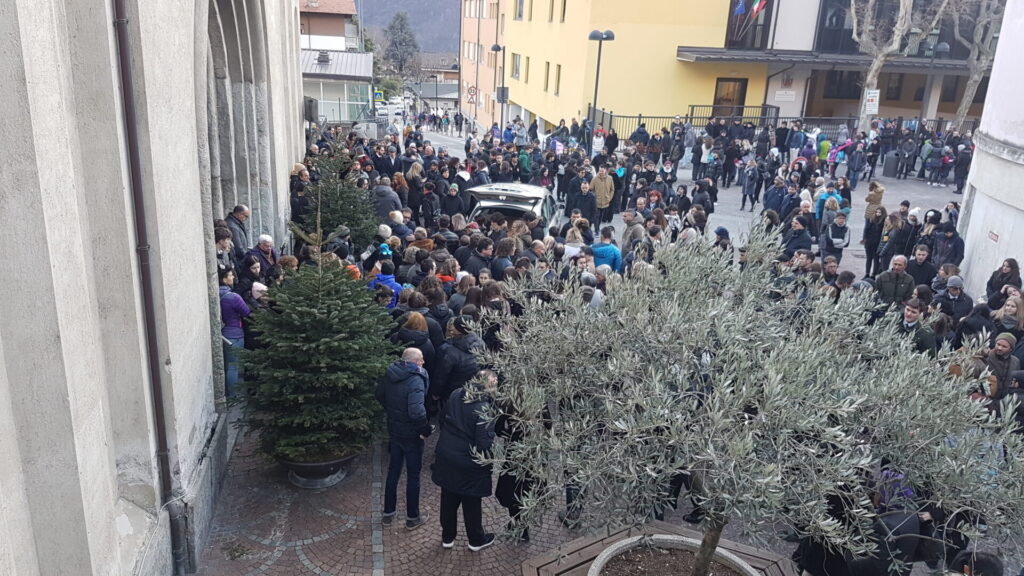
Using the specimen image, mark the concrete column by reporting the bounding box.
[0,2,123,573]
[920,73,943,120]
[210,0,241,218]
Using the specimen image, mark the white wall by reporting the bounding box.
[764,67,812,117]
[770,0,819,51]
[960,0,1024,295]
[0,0,302,574]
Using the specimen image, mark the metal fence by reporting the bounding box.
[589,105,980,146]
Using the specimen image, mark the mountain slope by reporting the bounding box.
[357,0,459,53]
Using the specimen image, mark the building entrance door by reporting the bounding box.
[714,78,748,118]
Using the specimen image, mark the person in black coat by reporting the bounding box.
[376,349,433,529]
[431,369,497,551]
[576,181,598,224]
[431,316,485,405]
[440,184,465,217]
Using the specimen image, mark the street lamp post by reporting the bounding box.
[587,30,614,155]
[491,43,506,130]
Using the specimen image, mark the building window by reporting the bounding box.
[725,1,773,50]
[477,0,484,17]
[511,53,521,79]
[555,64,561,95]
[544,61,550,91]
[885,73,903,101]
[941,76,960,102]
[525,56,530,83]
[549,0,554,21]
[529,0,534,20]
[514,0,525,20]
[823,70,862,99]
[560,0,567,22]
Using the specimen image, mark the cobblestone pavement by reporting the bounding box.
[198,429,585,576]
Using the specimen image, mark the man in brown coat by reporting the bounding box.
[591,166,616,225]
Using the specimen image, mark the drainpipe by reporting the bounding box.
[112,1,188,573]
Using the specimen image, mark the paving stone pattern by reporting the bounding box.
[198,430,584,576]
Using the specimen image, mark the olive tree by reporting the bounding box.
[476,230,1024,576]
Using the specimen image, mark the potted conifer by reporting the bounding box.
[481,228,1024,576]
[241,162,396,489]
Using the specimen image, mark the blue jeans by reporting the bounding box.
[223,336,244,397]
[384,437,424,519]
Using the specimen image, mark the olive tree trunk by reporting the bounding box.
[690,518,727,576]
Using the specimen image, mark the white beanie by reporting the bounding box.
[251,282,268,300]
[378,224,392,239]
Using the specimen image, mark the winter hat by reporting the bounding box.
[335,225,351,238]
[795,216,810,230]
[996,332,1018,347]
[251,282,268,300]
[908,207,922,221]
[946,275,965,289]
[378,224,392,239]
[714,226,730,240]
[453,315,473,335]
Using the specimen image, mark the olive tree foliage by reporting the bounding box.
[475,229,1024,576]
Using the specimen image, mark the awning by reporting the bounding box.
[676,46,973,74]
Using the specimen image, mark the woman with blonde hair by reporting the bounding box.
[991,296,1024,345]
[509,219,532,253]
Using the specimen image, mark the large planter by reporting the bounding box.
[587,534,761,576]
[279,453,357,489]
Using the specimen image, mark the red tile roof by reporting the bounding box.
[298,0,356,16]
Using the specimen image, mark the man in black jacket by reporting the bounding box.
[907,245,938,287]
[376,348,433,530]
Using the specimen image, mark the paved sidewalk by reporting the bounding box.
[197,429,580,576]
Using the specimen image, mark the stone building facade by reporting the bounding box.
[959,0,1024,295]
[0,0,302,574]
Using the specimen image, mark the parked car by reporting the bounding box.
[467,183,562,230]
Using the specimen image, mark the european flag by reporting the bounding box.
[734,0,746,15]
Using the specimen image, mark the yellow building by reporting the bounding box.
[487,0,986,137]
[501,0,769,133]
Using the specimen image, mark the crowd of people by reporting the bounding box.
[210,114,1020,570]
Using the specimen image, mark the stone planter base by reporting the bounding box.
[587,534,761,576]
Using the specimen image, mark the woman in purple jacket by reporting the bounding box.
[219,267,251,397]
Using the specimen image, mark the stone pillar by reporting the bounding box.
[960,0,1024,295]
[0,2,123,573]
[919,73,943,121]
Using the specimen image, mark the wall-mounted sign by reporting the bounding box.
[774,90,796,102]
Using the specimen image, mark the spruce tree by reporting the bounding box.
[383,12,419,77]
[241,262,396,462]
[302,153,377,252]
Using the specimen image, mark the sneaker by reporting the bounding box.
[468,533,496,552]
[406,514,428,530]
[382,511,396,525]
[442,540,455,549]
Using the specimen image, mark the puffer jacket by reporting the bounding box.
[375,361,431,439]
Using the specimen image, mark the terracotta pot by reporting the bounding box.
[587,534,761,576]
